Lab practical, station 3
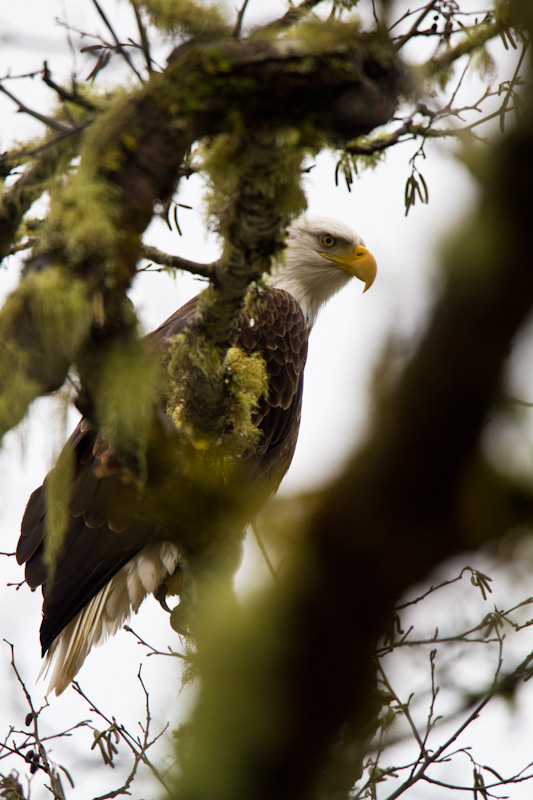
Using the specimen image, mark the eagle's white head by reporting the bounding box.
[269,215,377,327]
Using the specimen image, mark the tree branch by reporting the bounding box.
[0,84,74,132]
[262,0,329,32]
[130,0,154,73]
[232,0,252,37]
[0,134,83,265]
[91,0,144,82]
[139,244,217,279]
[423,18,507,75]
[0,27,402,439]
[394,0,440,50]
[42,62,97,111]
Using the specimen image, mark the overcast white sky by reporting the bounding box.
[1,2,533,798]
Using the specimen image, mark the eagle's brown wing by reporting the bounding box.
[17,287,308,656]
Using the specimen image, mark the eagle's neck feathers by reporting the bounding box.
[269,254,353,328]
[268,216,362,328]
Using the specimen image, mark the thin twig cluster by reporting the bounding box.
[0,642,169,800]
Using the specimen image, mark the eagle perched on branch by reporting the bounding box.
[17,216,376,695]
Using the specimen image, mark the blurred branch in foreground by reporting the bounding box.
[173,4,533,800]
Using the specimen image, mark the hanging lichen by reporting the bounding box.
[137,0,229,38]
[96,337,165,463]
[165,327,268,467]
[44,441,76,580]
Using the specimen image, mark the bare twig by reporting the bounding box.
[130,0,154,74]
[0,123,87,169]
[42,62,97,111]
[0,84,74,133]
[376,627,528,800]
[124,625,189,659]
[90,670,164,800]
[72,681,171,794]
[139,244,218,280]
[397,567,492,611]
[3,641,66,799]
[499,38,530,131]
[91,0,144,82]
[233,0,252,37]
[394,0,440,50]
[377,661,426,753]
[0,68,44,81]
[251,522,280,584]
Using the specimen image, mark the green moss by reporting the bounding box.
[96,338,164,460]
[422,63,455,93]
[0,268,92,436]
[47,173,121,262]
[44,441,75,579]
[40,89,138,268]
[223,345,268,451]
[51,96,99,128]
[472,45,497,82]
[76,87,135,163]
[0,267,92,362]
[138,0,229,37]
[285,18,362,49]
[201,129,308,234]
[14,216,44,245]
[178,127,314,457]
[166,328,224,442]
[0,129,81,254]
[0,362,40,437]
[166,330,268,464]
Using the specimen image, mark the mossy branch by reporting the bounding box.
[0,268,92,437]
[260,0,329,33]
[0,132,83,265]
[137,0,229,38]
[421,17,508,77]
[164,128,307,446]
[0,24,401,443]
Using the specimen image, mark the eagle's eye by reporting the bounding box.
[320,233,336,248]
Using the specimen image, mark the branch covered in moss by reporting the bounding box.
[0,23,402,440]
[0,132,83,265]
[420,16,508,77]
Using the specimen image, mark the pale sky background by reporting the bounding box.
[1,2,533,798]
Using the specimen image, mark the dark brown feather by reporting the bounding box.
[18,287,309,655]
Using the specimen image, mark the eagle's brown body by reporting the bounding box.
[17,288,309,685]
[16,215,376,694]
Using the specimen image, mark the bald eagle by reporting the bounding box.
[17,216,376,695]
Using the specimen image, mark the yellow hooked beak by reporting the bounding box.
[321,245,377,293]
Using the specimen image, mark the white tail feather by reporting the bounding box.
[40,541,181,696]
